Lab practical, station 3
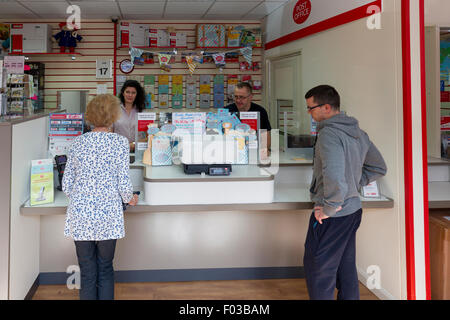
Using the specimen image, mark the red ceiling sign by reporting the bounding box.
[293,0,312,25]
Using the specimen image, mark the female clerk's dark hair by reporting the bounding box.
[119,80,145,112]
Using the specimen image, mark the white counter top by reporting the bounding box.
[20,150,395,215]
[144,164,273,182]
[428,181,450,208]
[273,182,392,205]
[20,184,394,216]
[274,149,313,165]
[427,156,450,165]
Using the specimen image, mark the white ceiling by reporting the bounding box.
[0,0,290,20]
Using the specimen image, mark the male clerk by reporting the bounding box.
[303,85,387,300]
[226,82,272,155]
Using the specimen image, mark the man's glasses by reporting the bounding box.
[235,95,251,100]
[306,103,325,111]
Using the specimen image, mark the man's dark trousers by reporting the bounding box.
[303,208,362,300]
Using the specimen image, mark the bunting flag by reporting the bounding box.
[186,56,197,75]
[240,46,253,65]
[130,47,144,66]
[158,53,172,72]
[193,54,203,64]
[212,53,226,68]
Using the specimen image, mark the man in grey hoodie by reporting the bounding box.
[303,85,387,300]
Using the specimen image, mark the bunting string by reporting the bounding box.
[127,46,253,74]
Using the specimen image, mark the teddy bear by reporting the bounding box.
[53,22,82,53]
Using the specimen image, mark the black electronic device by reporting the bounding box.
[209,166,231,176]
[122,191,141,211]
[54,155,67,191]
[183,163,232,176]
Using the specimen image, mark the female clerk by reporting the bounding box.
[113,80,145,151]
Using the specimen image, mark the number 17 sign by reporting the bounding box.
[96,58,112,79]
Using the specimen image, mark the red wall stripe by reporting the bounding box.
[78,41,114,43]
[418,0,431,300]
[265,0,381,50]
[45,68,97,70]
[52,48,114,50]
[45,81,112,83]
[401,0,416,300]
[46,87,113,90]
[68,34,115,37]
[114,21,117,96]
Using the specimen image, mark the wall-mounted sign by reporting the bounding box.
[293,0,312,25]
[266,0,382,50]
[96,58,112,79]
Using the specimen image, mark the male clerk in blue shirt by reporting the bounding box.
[226,82,272,156]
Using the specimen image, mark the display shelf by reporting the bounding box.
[118,46,261,50]
[9,52,84,56]
[118,46,187,49]
[195,46,262,50]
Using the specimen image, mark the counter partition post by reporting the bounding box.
[113,21,117,96]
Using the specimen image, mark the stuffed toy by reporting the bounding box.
[0,23,10,55]
[53,22,82,53]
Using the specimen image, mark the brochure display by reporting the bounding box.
[30,158,54,206]
[362,181,381,198]
[199,75,211,108]
[171,75,183,109]
[186,75,197,108]
[48,113,83,137]
[152,136,173,166]
[48,113,84,157]
[158,75,169,108]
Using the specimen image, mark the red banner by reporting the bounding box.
[441,116,450,131]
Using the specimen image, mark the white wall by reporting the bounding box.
[263,0,406,299]
[265,0,382,44]
[10,116,49,299]
[0,124,11,300]
[425,0,450,26]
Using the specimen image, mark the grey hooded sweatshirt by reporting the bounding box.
[310,112,387,218]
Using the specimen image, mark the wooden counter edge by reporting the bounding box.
[20,198,394,216]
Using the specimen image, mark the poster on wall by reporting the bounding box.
[442,116,450,131]
[440,40,450,105]
[4,55,24,74]
[440,41,450,82]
